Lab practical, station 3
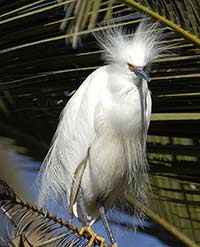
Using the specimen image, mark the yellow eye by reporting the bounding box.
[128,63,132,70]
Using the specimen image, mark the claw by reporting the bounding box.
[96,235,105,247]
[79,226,105,247]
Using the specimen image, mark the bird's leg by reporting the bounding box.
[77,186,91,225]
[69,148,90,217]
[97,200,118,247]
[68,215,72,224]
[78,188,106,247]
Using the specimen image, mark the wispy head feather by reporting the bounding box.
[95,20,169,67]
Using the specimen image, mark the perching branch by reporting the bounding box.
[0,179,108,247]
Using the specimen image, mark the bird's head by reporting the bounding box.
[95,20,169,81]
[127,63,150,81]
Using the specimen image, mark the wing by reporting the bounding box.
[36,66,107,209]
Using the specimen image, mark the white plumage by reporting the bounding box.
[36,20,168,230]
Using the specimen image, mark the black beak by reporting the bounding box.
[134,68,150,82]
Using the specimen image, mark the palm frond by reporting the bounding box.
[126,194,200,247]
[58,0,115,48]
[140,0,200,36]
[57,0,200,47]
[0,179,107,247]
[120,0,200,46]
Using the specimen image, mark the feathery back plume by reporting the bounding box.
[95,20,169,66]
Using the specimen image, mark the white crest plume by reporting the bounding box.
[95,20,168,66]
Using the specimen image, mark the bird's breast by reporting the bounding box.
[100,85,142,134]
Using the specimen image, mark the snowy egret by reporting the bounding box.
[37,21,168,246]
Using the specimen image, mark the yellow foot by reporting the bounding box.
[79,226,105,247]
[112,243,118,247]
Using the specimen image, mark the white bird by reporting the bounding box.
[36,20,168,246]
